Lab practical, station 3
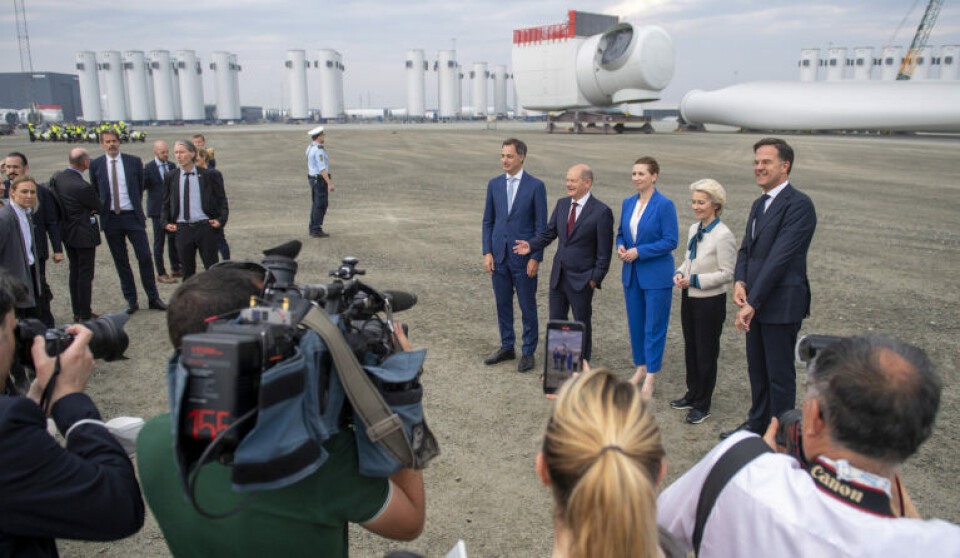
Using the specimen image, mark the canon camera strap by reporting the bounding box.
[300,307,416,469]
[693,436,771,556]
[807,458,895,517]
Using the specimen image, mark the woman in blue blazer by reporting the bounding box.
[616,157,678,399]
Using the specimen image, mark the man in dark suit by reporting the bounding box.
[2,152,64,326]
[89,129,166,314]
[143,140,180,283]
[0,176,43,319]
[482,138,548,372]
[721,138,817,439]
[48,148,102,321]
[162,140,228,279]
[514,164,614,366]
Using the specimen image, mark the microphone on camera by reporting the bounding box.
[383,290,417,312]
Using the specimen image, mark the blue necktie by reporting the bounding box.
[507,177,517,213]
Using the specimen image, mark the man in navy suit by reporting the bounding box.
[89,129,166,314]
[144,140,180,283]
[722,138,817,439]
[482,139,548,372]
[515,164,614,365]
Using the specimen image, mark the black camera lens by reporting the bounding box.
[15,313,130,369]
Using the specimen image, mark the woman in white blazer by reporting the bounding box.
[671,179,736,425]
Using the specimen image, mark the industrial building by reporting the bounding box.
[0,72,82,122]
[798,44,959,81]
[284,48,346,121]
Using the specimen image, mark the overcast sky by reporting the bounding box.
[2,0,959,111]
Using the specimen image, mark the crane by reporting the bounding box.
[896,0,944,80]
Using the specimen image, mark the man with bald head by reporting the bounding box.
[48,148,102,321]
[515,164,614,365]
[144,140,180,283]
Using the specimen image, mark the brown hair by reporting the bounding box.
[543,368,664,558]
[10,175,39,211]
[633,156,660,176]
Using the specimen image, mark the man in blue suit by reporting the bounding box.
[482,139,548,372]
[722,138,817,439]
[515,164,614,366]
[144,140,180,284]
[89,130,166,314]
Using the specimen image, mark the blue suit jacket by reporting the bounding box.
[616,189,679,289]
[143,159,176,218]
[482,171,548,263]
[734,183,817,324]
[527,195,614,291]
[89,153,146,231]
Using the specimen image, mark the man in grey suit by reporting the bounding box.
[48,148,102,321]
[0,176,42,319]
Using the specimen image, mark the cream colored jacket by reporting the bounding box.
[676,220,737,298]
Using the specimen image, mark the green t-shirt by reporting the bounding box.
[137,414,389,558]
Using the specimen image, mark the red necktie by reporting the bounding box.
[567,201,578,236]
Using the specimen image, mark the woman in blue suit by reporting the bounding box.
[616,156,678,399]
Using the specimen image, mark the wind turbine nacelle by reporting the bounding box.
[513,23,675,111]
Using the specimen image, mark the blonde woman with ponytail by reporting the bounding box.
[536,367,683,558]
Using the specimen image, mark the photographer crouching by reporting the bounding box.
[137,244,430,557]
[0,270,144,556]
[657,334,960,556]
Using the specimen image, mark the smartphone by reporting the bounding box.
[543,320,585,395]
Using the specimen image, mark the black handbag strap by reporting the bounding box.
[693,436,772,556]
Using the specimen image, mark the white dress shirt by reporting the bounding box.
[106,155,134,211]
[569,191,590,222]
[505,169,524,211]
[629,194,648,243]
[657,432,960,557]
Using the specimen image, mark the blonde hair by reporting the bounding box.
[543,368,664,558]
[690,178,726,217]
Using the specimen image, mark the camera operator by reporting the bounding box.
[657,334,960,556]
[0,269,144,556]
[136,266,425,557]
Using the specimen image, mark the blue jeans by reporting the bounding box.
[309,177,328,234]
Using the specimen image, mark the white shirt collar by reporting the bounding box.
[765,180,790,201]
[572,191,591,205]
[505,169,524,182]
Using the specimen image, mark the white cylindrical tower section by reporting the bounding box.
[941,45,960,80]
[799,49,820,81]
[317,49,345,119]
[911,46,933,80]
[171,66,182,119]
[75,51,102,121]
[492,64,508,115]
[880,46,902,80]
[176,50,205,120]
[471,62,488,117]
[145,65,157,120]
[150,50,177,121]
[405,49,426,118]
[286,50,309,119]
[123,51,151,121]
[825,47,846,80]
[211,51,239,120]
[436,50,458,118]
[230,54,242,116]
[456,65,464,116]
[101,51,128,121]
[852,47,874,80]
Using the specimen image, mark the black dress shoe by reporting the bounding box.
[670,397,693,410]
[518,354,535,372]
[719,421,762,440]
[310,231,330,238]
[483,348,516,365]
[124,303,139,315]
[148,299,168,311]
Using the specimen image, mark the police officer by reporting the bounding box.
[306,126,334,238]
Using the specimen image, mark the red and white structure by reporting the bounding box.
[511,11,675,111]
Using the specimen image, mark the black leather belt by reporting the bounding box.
[115,210,135,215]
[177,221,208,227]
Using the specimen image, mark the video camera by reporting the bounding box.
[775,334,843,465]
[177,241,426,472]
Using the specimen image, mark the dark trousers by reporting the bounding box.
[308,177,328,234]
[36,258,54,328]
[745,320,802,430]
[104,214,160,305]
[548,274,595,362]
[65,245,96,320]
[175,222,220,279]
[218,234,230,260]
[151,217,180,276]
[491,252,539,356]
[680,291,726,413]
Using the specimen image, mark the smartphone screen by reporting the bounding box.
[543,320,585,395]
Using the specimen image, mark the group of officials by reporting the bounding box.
[0,132,228,328]
[482,137,817,439]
